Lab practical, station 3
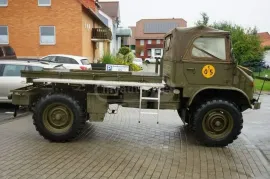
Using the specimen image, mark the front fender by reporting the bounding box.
[187,86,252,108]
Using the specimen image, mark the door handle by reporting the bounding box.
[186,68,196,74]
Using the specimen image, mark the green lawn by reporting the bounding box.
[253,69,270,78]
[254,79,270,91]
[253,69,270,91]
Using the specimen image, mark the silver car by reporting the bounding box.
[0,60,64,103]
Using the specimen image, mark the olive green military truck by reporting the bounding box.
[10,26,261,147]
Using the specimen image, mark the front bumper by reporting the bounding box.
[251,98,261,110]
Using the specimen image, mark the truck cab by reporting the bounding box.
[163,25,257,112]
[161,25,260,146]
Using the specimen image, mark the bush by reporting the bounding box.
[101,53,116,64]
[99,51,141,71]
[129,63,141,71]
[264,46,270,51]
[118,47,131,56]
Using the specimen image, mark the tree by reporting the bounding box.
[195,12,209,26]
[211,21,264,64]
[195,13,265,64]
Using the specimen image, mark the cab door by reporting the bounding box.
[183,35,234,86]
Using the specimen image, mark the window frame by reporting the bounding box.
[147,49,151,57]
[0,0,8,7]
[39,26,56,45]
[188,35,229,62]
[155,49,162,56]
[38,0,51,7]
[148,40,152,44]
[0,26,9,44]
[156,39,161,44]
[140,40,144,46]
[140,50,144,57]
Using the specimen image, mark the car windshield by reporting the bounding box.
[81,59,90,65]
[134,58,142,62]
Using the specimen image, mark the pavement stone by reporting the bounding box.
[0,95,270,178]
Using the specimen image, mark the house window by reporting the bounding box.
[0,26,8,44]
[0,0,8,6]
[147,49,151,56]
[140,40,144,45]
[155,49,161,56]
[140,50,144,56]
[40,26,55,45]
[192,37,226,60]
[38,0,51,6]
[156,39,161,44]
[148,40,152,44]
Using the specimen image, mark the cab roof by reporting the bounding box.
[164,25,231,61]
[165,25,230,38]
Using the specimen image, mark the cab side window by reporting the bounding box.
[191,37,226,60]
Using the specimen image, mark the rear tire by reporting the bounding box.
[33,93,87,142]
[192,99,243,147]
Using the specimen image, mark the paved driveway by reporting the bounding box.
[0,104,28,124]
[0,94,270,179]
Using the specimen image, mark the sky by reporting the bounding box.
[101,0,270,33]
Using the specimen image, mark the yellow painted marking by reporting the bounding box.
[202,65,215,78]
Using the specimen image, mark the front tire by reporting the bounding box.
[192,99,243,147]
[33,93,87,142]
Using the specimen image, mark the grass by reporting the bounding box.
[253,69,270,91]
[254,79,270,91]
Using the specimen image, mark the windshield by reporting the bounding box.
[134,58,142,62]
[81,59,90,65]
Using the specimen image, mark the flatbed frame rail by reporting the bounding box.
[33,78,165,123]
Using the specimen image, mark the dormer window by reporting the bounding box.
[38,0,51,6]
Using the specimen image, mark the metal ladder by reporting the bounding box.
[139,87,161,124]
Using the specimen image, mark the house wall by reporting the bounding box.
[82,9,95,62]
[0,0,82,58]
[135,39,164,59]
[98,10,114,55]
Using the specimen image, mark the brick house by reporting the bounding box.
[0,0,112,62]
[99,1,131,55]
[125,18,187,60]
[258,32,270,47]
[258,32,270,65]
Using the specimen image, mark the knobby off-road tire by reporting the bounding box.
[33,93,87,142]
[192,99,243,147]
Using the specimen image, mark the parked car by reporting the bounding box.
[133,58,143,69]
[145,56,161,64]
[0,45,17,59]
[39,54,92,70]
[0,60,65,103]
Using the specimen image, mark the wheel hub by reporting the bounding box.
[202,109,233,139]
[43,103,74,133]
